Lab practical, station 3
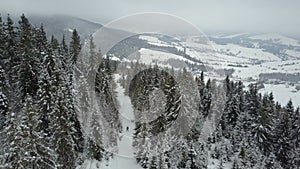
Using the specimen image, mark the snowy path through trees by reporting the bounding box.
[99,74,142,169]
[78,74,142,169]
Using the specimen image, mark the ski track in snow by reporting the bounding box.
[78,74,142,169]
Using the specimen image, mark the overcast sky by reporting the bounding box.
[1,0,299,36]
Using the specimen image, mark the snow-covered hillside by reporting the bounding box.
[137,48,194,67]
[249,33,300,47]
[106,33,300,107]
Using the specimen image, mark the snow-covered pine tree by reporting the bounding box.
[151,69,181,135]
[18,14,39,99]
[182,71,200,141]
[0,65,8,164]
[4,15,19,111]
[59,35,69,71]
[67,30,84,154]
[202,79,212,118]
[0,14,5,67]
[263,152,283,169]
[0,65,7,131]
[291,107,300,168]
[186,141,208,169]
[291,106,300,147]
[253,94,274,155]
[53,85,77,169]
[221,81,241,138]
[195,72,207,118]
[34,24,47,59]
[36,42,58,136]
[274,100,294,169]
[19,94,56,168]
[3,110,22,169]
[1,16,22,167]
[3,95,21,168]
[88,107,104,161]
[241,85,260,141]
[69,29,81,66]
[87,35,99,81]
[135,121,151,168]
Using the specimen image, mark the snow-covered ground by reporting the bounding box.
[249,33,300,47]
[139,48,193,65]
[78,74,142,169]
[260,84,300,107]
[139,35,184,51]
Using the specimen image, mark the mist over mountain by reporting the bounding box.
[5,14,102,43]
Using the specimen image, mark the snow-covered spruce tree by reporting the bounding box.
[3,109,22,168]
[59,35,69,71]
[236,85,260,142]
[187,141,208,169]
[36,38,76,168]
[274,100,294,169]
[87,101,104,161]
[4,15,19,110]
[151,69,181,135]
[43,41,78,168]
[1,16,21,168]
[202,79,212,118]
[32,24,48,80]
[134,116,152,168]
[263,152,283,169]
[221,85,238,138]
[19,94,56,168]
[17,14,39,100]
[0,66,8,164]
[73,35,104,162]
[87,35,101,84]
[69,29,81,66]
[36,40,59,137]
[184,70,203,141]
[67,30,84,154]
[87,122,104,161]
[53,83,77,169]
[0,65,8,131]
[253,94,274,155]
[0,14,5,67]
[291,107,300,166]
[292,107,300,145]
[195,72,208,118]
[168,139,208,169]
[34,24,47,61]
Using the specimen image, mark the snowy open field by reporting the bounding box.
[260,84,300,107]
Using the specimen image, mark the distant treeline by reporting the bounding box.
[259,72,300,82]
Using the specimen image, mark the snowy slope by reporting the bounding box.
[249,33,300,47]
[213,43,280,62]
[139,35,184,51]
[138,48,193,65]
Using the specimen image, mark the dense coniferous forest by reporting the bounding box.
[120,63,300,169]
[0,14,120,169]
[0,14,299,169]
